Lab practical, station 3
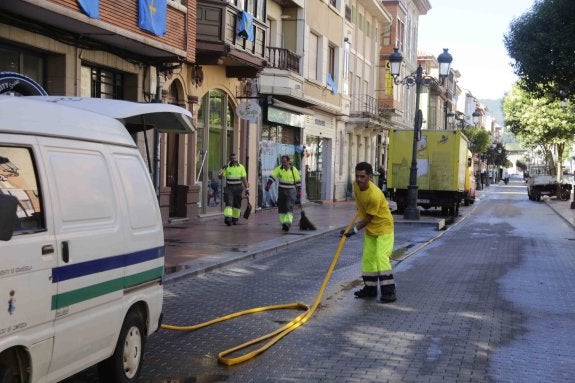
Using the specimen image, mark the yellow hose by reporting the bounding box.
[161,213,359,365]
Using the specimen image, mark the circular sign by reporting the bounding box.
[236,100,261,122]
[0,72,48,96]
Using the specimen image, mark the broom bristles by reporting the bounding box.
[299,211,316,231]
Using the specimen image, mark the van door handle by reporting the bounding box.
[61,241,69,263]
[42,245,54,255]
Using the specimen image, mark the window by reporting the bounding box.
[396,19,405,53]
[308,33,319,81]
[230,0,265,20]
[0,45,46,87]
[328,45,335,81]
[0,146,45,233]
[81,65,124,99]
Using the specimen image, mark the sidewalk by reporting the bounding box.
[545,196,575,227]
[162,200,443,283]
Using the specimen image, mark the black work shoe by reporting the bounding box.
[378,293,397,303]
[232,219,238,225]
[354,286,377,298]
[282,223,289,232]
[225,217,231,226]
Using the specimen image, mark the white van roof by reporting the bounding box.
[0,96,137,147]
[27,96,195,134]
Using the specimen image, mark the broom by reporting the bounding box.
[243,189,252,219]
[299,204,316,231]
[292,167,316,230]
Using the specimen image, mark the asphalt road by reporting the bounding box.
[64,180,575,383]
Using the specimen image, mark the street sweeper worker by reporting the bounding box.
[219,153,249,226]
[341,161,397,303]
[265,155,301,232]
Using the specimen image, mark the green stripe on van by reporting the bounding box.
[51,267,164,310]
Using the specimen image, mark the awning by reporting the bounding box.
[27,96,195,134]
[271,98,315,115]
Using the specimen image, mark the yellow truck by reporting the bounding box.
[387,129,475,216]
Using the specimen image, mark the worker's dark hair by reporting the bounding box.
[281,155,291,162]
[355,162,373,175]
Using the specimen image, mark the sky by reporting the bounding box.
[418,0,537,100]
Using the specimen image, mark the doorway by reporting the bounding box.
[196,89,235,215]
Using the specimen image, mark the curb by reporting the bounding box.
[545,199,575,230]
[163,227,344,285]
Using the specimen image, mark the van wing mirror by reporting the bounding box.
[0,194,18,241]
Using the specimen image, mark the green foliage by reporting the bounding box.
[484,142,509,167]
[502,84,575,177]
[515,159,527,172]
[462,127,491,154]
[504,0,575,99]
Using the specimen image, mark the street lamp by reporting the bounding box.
[472,108,481,126]
[389,47,453,220]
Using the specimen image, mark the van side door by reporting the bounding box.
[38,138,126,381]
[0,140,57,379]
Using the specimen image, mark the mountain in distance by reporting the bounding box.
[480,98,505,126]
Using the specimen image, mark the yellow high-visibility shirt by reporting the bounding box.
[221,163,246,186]
[353,181,394,236]
[269,166,301,189]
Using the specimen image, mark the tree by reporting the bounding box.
[462,126,491,154]
[502,84,575,182]
[504,0,575,99]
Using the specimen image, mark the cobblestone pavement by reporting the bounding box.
[64,180,575,382]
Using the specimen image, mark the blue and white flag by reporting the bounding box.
[77,0,99,19]
[237,11,254,42]
[327,73,338,94]
[139,0,167,36]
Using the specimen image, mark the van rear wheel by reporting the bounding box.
[0,364,14,383]
[98,310,146,383]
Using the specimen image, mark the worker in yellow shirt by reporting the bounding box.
[265,155,301,232]
[341,162,397,303]
[219,153,249,226]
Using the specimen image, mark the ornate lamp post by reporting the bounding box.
[472,108,481,126]
[389,47,453,220]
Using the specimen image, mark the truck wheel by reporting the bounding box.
[98,310,146,383]
[559,189,570,201]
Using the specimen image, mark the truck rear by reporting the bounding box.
[387,129,472,216]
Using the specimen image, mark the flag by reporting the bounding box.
[327,73,338,94]
[237,11,254,42]
[139,0,167,36]
[77,0,99,19]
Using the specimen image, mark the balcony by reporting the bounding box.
[267,47,300,72]
[350,94,380,118]
[259,46,307,104]
[196,1,267,78]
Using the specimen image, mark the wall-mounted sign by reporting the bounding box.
[267,106,305,128]
[0,72,48,96]
[236,100,261,122]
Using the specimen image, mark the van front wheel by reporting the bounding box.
[98,311,146,383]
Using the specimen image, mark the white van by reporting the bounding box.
[0,96,193,383]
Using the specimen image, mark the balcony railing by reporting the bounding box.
[350,94,379,117]
[266,47,300,73]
